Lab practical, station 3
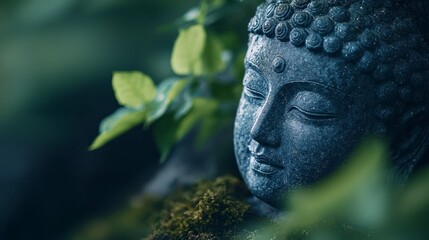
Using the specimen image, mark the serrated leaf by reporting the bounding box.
[171,24,206,75]
[146,79,189,124]
[89,108,145,150]
[112,71,156,108]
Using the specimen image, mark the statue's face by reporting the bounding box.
[234,35,378,207]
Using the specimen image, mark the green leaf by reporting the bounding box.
[89,108,145,150]
[397,167,429,220]
[171,24,206,75]
[146,79,189,124]
[194,33,226,76]
[175,98,218,141]
[152,98,218,162]
[112,71,156,108]
[197,1,208,24]
[153,113,177,162]
[174,90,193,120]
[253,138,390,239]
[283,138,388,234]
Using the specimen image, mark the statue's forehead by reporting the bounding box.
[245,35,361,96]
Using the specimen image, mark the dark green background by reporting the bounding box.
[0,1,198,239]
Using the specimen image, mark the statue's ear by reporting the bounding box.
[390,109,429,183]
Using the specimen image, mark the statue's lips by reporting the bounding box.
[250,154,284,175]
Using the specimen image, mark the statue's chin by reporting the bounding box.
[243,169,286,209]
[251,189,284,209]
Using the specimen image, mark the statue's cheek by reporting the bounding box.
[234,98,259,169]
[235,97,261,132]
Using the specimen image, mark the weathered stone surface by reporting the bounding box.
[235,0,429,208]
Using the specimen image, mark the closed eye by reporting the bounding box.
[244,86,266,102]
[289,106,339,120]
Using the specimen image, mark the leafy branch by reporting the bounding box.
[89,0,250,161]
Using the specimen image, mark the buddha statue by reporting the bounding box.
[234,0,429,208]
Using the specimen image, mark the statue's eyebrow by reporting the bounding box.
[245,60,265,78]
[285,81,353,98]
[245,60,353,97]
[244,60,269,87]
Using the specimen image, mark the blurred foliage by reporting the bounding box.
[1,1,242,239]
[0,0,200,125]
[69,196,163,240]
[89,0,259,160]
[72,138,429,239]
[251,138,429,240]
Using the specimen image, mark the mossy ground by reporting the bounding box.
[70,176,265,240]
[147,176,260,239]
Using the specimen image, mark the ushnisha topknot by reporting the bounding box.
[248,0,429,132]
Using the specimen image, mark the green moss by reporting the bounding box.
[69,176,262,240]
[147,176,256,240]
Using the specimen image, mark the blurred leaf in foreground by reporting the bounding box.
[256,137,390,239]
[390,167,429,239]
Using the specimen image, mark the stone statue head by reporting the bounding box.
[234,0,429,208]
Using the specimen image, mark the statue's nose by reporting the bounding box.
[250,99,281,148]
